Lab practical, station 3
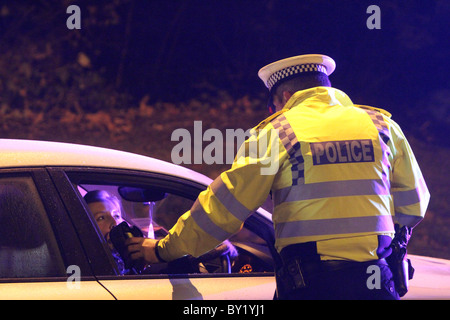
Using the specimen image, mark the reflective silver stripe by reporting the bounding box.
[273,178,390,206]
[275,215,394,239]
[393,188,421,207]
[190,199,232,242]
[209,177,252,221]
[271,114,304,185]
[394,212,423,228]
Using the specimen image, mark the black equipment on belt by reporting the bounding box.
[276,242,318,297]
[276,240,394,299]
[386,224,415,297]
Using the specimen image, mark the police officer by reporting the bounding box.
[125,54,430,299]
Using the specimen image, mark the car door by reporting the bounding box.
[0,168,115,299]
[48,167,277,299]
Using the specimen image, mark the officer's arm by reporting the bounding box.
[157,126,284,261]
[390,120,430,228]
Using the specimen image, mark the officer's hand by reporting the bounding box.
[125,237,162,264]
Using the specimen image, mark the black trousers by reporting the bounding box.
[278,260,399,300]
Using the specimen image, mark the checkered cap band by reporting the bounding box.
[267,64,327,91]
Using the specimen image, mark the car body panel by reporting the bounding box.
[98,274,276,300]
[0,280,114,300]
[404,255,450,300]
[98,255,450,300]
[2,255,447,300]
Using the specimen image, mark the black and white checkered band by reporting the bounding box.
[271,114,304,186]
[267,64,327,91]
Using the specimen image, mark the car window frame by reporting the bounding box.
[0,168,96,283]
[47,167,121,276]
[48,166,277,279]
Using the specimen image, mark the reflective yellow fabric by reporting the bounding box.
[158,87,429,262]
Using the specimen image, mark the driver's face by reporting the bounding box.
[88,200,123,240]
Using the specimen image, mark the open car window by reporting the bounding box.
[77,183,171,239]
[67,171,274,277]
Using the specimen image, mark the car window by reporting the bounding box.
[67,172,274,276]
[0,176,66,278]
[77,183,174,239]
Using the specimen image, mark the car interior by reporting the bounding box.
[75,181,274,277]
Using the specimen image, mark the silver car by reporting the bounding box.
[0,139,448,299]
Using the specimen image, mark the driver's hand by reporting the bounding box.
[125,237,162,264]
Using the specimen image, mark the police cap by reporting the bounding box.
[258,54,336,112]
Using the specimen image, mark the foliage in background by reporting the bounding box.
[0,0,134,113]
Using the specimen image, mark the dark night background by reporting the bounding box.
[0,0,449,259]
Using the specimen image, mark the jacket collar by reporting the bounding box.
[283,86,354,111]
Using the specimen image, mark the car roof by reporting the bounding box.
[0,139,213,185]
[0,139,273,221]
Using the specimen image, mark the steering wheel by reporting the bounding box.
[197,242,234,273]
[136,240,236,275]
[163,240,236,274]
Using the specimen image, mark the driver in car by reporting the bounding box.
[84,190,238,275]
[84,190,130,274]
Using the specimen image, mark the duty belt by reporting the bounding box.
[276,242,388,294]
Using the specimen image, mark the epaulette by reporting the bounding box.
[254,109,287,130]
[355,104,392,118]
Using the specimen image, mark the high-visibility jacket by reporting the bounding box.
[157,87,430,262]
